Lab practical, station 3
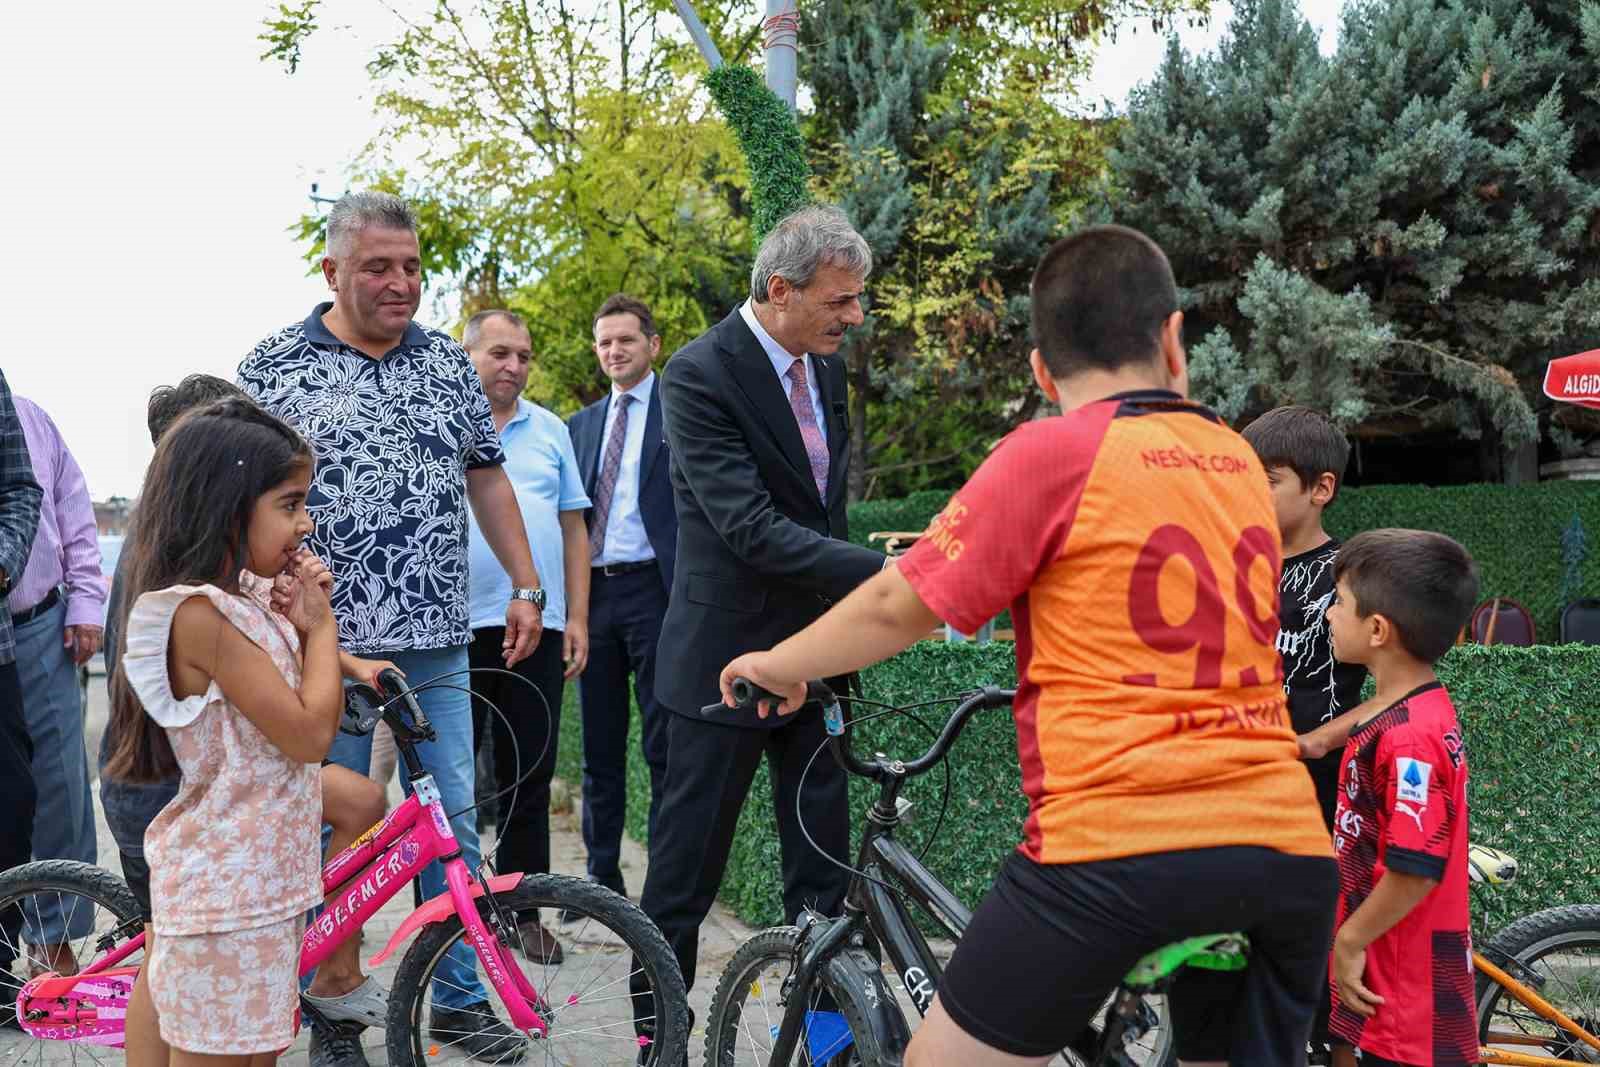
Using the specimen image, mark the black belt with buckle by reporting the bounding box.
[12,587,60,627]
[594,560,656,578]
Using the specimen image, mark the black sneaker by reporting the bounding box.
[307,1011,371,1067]
[429,1000,528,1064]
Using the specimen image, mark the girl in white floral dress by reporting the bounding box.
[106,400,352,1066]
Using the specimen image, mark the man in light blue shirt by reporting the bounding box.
[464,309,591,965]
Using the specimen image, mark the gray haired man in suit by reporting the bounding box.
[629,206,887,1044]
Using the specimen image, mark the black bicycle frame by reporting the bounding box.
[725,681,1013,1066]
[856,809,972,1014]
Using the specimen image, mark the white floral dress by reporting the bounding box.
[122,573,323,1054]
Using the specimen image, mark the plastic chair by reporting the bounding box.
[1469,597,1537,646]
[1561,598,1600,645]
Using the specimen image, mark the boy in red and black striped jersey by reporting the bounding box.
[1323,530,1480,1067]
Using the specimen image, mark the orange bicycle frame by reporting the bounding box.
[1476,949,1600,1065]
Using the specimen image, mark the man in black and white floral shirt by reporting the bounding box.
[239,191,542,1067]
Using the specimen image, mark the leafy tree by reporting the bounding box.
[1109,0,1600,474]
[262,0,1212,469]
[262,0,755,411]
[800,0,1146,497]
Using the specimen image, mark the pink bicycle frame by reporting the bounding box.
[18,771,545,1042]
[304,774,546,1034]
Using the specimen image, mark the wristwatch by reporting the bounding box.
[511,587,547,610]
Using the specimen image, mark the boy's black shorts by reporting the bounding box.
[937,846,1337,1064]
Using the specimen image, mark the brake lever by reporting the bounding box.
[340,682,385,736]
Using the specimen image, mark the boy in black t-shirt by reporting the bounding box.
[1243,406,1369,825]
[1243,405,1369,1064]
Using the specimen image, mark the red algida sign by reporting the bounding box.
[1544,349,1600,410]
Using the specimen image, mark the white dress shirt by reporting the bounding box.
[593,371,656,567]
[740,299,828,447]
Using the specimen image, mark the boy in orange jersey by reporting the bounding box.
[1323,530,1479,1067]
[721,225,1337,1067]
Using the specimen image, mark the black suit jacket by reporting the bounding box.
[656,308,883,725]
[568,378,677,594]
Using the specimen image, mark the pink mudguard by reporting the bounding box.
[368,872,525,967]
[16,967,139,1046]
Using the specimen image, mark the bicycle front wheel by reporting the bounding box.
[386,873,688,1067]
[1476,903,1600,1060]
[704,926,908,1067]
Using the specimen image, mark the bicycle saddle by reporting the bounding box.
[1468,842,1519,886]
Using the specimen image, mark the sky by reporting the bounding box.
[1,0,1342,501]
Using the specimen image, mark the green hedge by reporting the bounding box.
[557,642,1600,940]
[846,490,956,547]
[848,481,1600,643]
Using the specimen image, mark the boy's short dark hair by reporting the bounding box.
[592,293,658,339]
[147,375,249,444]
[1334,529,1480,663]
[1029,225,1179,378]
[1241,406,1352,504]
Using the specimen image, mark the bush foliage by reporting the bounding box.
[847,481,1600,642]
[556,640,1593,939]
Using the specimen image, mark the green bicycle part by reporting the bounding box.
[1123,933,1250,990]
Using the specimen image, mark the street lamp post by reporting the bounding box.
[763,0,799,111]
[672,0,798,112]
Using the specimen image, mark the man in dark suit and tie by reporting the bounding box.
[634,205,887,1025]
[568,294,678,900]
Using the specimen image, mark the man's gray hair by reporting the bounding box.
[325,191,417,260]
[750,205,872,302]
[462,309,528,351]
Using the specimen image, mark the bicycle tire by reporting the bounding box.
[385,873,688,1067]
[704,926,908,1067]
[0,860,142,927]
[1475,902,1600,1057]
[0,859,144,1060]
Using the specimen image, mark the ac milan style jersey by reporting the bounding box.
[1330,683,1475,1065]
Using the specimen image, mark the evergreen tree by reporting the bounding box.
[1110,0,1600,472]
[801,0,1078,498]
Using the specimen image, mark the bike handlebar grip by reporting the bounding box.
[701,678,836,716]
[730,678,767,707]
[376,667,406,696]
[377,667,436,739]
[697,677,782,717]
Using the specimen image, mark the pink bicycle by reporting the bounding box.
[0,669,688,1066]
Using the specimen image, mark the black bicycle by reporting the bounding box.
[700,679,1249,1067]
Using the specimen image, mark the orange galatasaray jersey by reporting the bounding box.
[898,391,1333,865]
